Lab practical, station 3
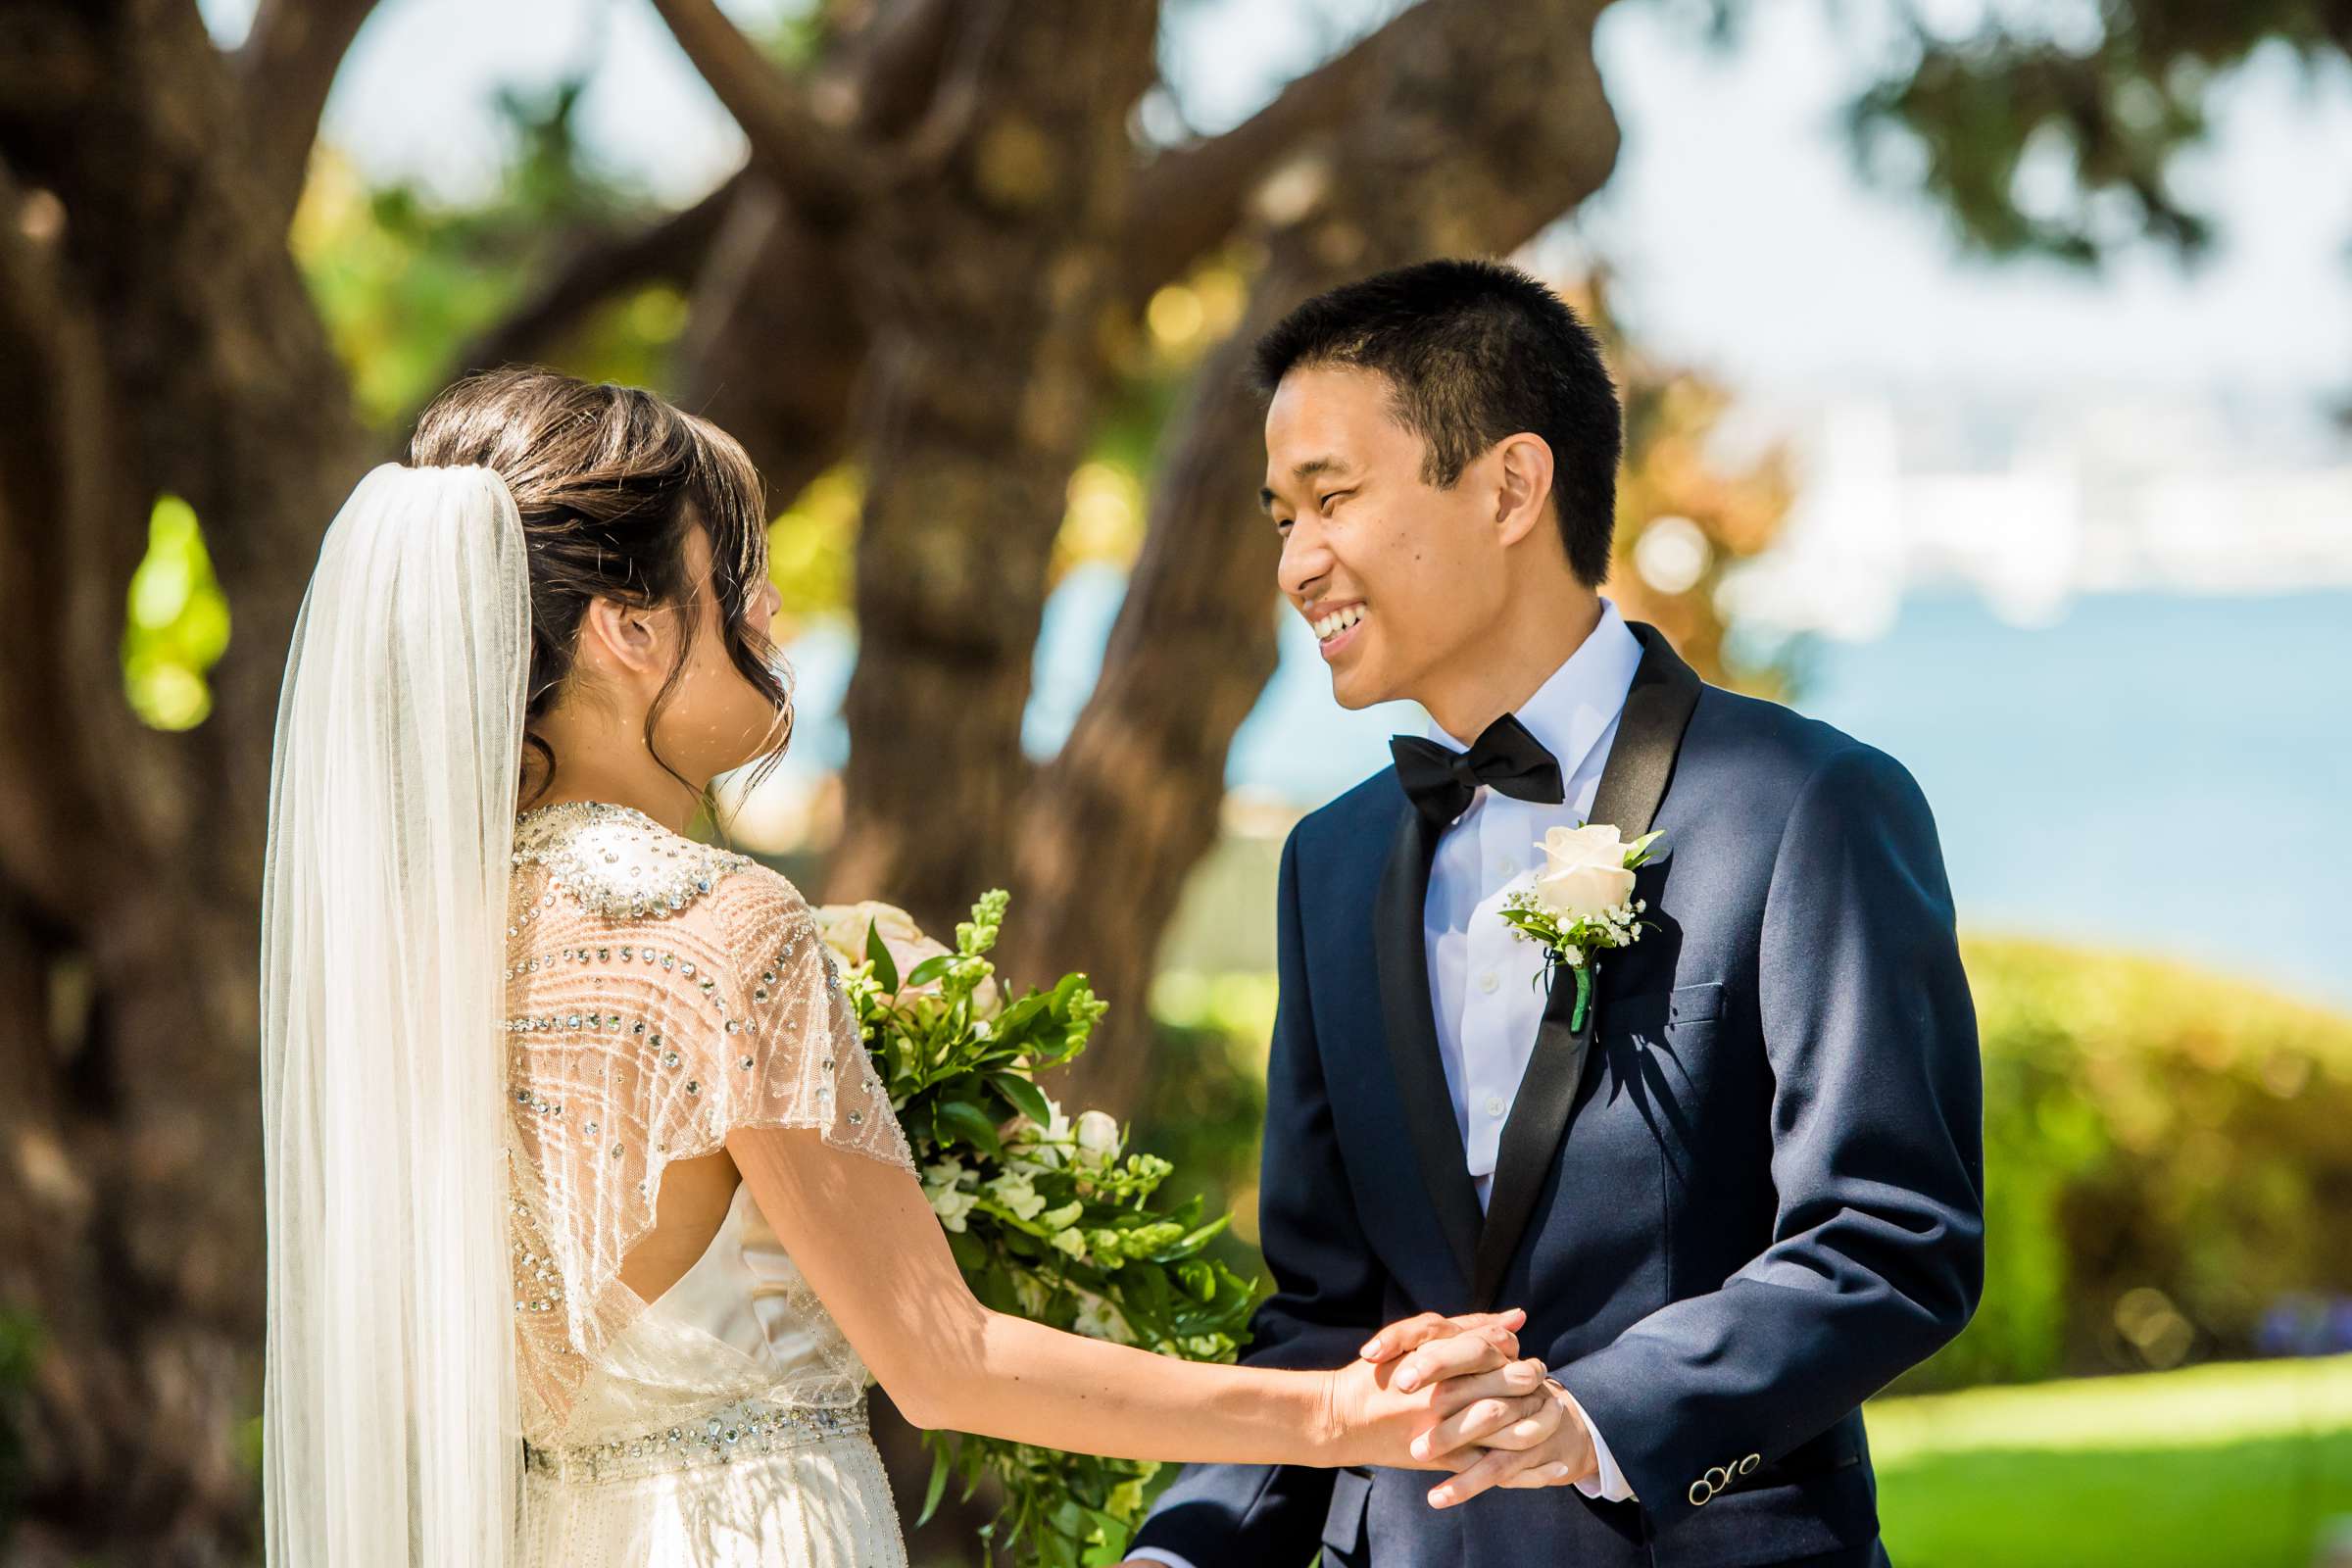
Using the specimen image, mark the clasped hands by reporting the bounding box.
[1327,1306,1595,1507]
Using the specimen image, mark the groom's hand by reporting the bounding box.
[1415,1375,1596,1508]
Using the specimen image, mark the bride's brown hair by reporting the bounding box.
[409,365,793,818]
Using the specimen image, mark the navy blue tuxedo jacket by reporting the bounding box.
[1128,622,1984,1568]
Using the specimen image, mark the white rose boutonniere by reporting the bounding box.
[1498,821,1664,1032]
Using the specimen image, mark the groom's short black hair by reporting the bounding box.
[1250,258,1621,587]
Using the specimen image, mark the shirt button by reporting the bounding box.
[1493,856,1515,878]
[1477,970,1500,994]
[1485,1094,1507,1118]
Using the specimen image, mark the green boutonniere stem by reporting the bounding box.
[1571,961,1593,1034]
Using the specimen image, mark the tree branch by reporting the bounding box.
[437,170,748,389]
[1113,12,1392,312]
[883,0,1016,180]
[648,0,869,222]
[829,0,959,138]
[235,0,385,225]
[437,0,953,424]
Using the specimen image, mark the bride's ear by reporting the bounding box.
[577,594,677,685]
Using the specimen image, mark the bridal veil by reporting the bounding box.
[259,462,529,1567]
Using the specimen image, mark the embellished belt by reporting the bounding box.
[523,1395,869,1486]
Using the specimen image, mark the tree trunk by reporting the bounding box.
[819,5,1163,928]
[0,2,368,1559]
[1003,0,1627,1116]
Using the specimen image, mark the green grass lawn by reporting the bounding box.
[1869,1354,2352,1568]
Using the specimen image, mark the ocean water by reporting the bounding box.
[782,579,2352,1009]
[1776,590,2352,1009]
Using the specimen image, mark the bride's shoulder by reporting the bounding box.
[703,858,832,978]
[510,800,767,921]
[508,799,833,963]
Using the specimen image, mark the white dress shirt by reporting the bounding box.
[1416,595,1640,1505]
[1129,602,1642,1568]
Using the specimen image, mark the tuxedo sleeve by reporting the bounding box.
[1126,824,1388,1568]
[1547,742,1985,1537]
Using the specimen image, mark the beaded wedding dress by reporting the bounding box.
[504,798,918,1567]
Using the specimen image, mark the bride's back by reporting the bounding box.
[503,798,912,1466]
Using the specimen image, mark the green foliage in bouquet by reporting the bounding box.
[825,892,1271,1567]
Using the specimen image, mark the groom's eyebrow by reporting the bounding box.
[1258,456,1350,513]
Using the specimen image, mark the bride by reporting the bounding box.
[257,367,1543,1566]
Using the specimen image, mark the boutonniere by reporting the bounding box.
[1498,823,1664,1033]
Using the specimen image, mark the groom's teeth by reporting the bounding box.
[1314,605,1365,642]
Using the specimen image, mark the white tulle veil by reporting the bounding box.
[260,461,529,1566]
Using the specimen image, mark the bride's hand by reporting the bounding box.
[1320,1310,1545,1471]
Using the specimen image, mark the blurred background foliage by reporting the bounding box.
[1909,940,2352,1393]
[1138,938,2352,1397]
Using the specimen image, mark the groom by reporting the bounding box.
[1121,260,1984,1567]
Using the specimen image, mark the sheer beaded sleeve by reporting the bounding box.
[688,864,915,1174]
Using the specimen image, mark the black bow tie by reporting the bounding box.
[1390,713,1565,827]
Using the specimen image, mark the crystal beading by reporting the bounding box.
[520,1395,870,1485]
[511,800,756,920]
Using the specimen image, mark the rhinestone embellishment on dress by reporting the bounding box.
[512,800,756,920]
[520,1395,870,1485]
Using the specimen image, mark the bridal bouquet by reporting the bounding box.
[812,892,1268,1568]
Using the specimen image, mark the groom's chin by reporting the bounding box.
[1325,668,1389,710]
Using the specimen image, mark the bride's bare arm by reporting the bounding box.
[726,1123,1533,1470]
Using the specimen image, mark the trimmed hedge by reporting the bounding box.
[1897,939,2352,1391]
[1146,940,2352,1395]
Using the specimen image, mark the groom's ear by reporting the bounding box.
[1490,432,1556,551]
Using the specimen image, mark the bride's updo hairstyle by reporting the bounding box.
[408,366,793,814]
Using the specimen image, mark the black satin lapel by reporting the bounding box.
[1471,980,1593,1311]
[1469,619,1705,1312]
[1373,803,1485,1295]
[1584,620,1703,844]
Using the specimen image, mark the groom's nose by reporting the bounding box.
[1278,514,1334,603]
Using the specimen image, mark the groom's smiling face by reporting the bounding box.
[1262,364,1518,711]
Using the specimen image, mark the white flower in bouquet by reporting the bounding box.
[1004,1096,1074,1168]
[927,1183,978,1232]
[1070,1288,1136,1346]
[922,1154,978,1232]
[811,899,1002,1017]
[985,1168,1049,1223]
[1073,1109,1121,1168]
[1010,1270,1053,1316]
